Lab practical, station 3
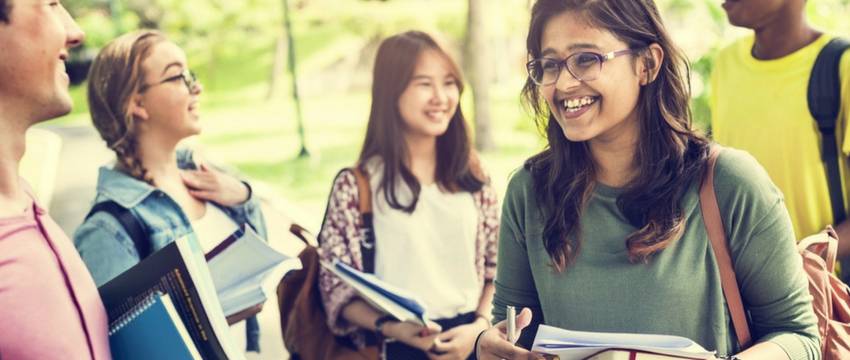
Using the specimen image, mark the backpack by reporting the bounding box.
[807,37,850,279]
[700,146,850,359]
[277,167,380,360]
[85,201,151,258]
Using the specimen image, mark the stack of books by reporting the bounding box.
[100,228,301,359]
[99,236,241,359]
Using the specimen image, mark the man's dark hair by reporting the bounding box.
[0,0,9,23]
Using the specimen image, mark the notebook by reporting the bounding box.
[108,291,202,360]
[205,224,302,316]
[531,325,716,360]
[322,259,428,324]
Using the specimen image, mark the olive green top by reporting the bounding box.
[493,148,820,359]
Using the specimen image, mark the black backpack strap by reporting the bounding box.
[85,201,151,259]
[808,37,850,225]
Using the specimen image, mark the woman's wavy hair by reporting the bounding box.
[87,30,166,185]
[359,30,485,213]
[522,0,710,271]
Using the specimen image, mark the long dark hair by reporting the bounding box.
[359,31,484,213]
[522,0,710,270]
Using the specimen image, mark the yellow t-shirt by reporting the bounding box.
[711,34,850,239]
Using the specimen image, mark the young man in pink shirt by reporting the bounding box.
[0,1,111,359]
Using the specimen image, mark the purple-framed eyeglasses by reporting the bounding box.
[527,49,636,85]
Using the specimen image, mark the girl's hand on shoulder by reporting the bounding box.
[427,317,489,360]
[476,308,544,360]
[383,320,443,352]
[181,163,250,206]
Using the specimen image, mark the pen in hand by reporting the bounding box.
[507,305,517,344]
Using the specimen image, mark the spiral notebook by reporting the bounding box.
[108,291,202,360]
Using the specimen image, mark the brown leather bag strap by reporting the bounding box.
[352,166,372,214]
[699,145,753,349]
[289,223,316,247]
[351,166,376,274]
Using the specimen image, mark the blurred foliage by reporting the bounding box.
[56,0,850,225]
[657,0,850,130]
[63,0,850,129]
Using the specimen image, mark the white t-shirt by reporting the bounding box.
[368,163,481,319]
[190,204,247,347]
[191,203,240,254]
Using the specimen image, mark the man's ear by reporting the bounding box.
[128,93,148,121]
[640,43,664,85]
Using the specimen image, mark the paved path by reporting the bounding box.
[45,125,299,359]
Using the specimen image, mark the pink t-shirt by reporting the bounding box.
[0,185,111,360]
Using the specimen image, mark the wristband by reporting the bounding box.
[240,180,253,202]
[374,314,397,336]
[472,329,487,360]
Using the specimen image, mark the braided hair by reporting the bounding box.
[87,30,166,185]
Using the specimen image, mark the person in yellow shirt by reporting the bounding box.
[711,1,850,264]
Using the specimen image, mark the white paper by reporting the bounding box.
[207,226,302,316]
[531,325,716,360]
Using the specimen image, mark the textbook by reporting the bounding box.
[531,325,716,360]
[108,291,201,360]
[205,224,302,316]
[99,236,244,360]
[323,259,429,324]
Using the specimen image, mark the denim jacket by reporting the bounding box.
[73,149,267,351]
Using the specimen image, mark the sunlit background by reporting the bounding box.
[51,0,850,230]
[19,1,843,358]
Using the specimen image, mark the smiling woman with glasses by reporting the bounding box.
[473,0,819,360]
[76,30,269,355]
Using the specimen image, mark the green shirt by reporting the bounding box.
[493,148,819,359]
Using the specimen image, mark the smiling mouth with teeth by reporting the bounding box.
[562,96,598,113]
[425,110,448,119]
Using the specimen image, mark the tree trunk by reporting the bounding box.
[266,36,287,101]
[465,0,495,152]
